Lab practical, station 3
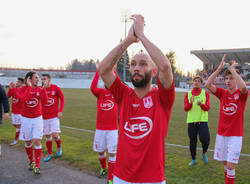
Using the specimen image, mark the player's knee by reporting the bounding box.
[109,153,116,157]
[98,151,106,156]
[52,133,59,140]
[227,163,236,170]
[33,139,41,146]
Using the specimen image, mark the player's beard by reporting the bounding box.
[130,71,151,88]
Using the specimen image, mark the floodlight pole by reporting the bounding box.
[121,11,131,82]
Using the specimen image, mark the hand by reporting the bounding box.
[126,22,139,43]
[130,14,145,39]
[197,101,202,106]
[42,80,49,89]
[218,54,226,70]
[190,96,194,103]
[228,60,237,72]
[57,112,63,119]
[95,62,100,70]
[3,113,9,120]
[26,77,32,87]
[9,82,16,89]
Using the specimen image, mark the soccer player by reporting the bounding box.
[90,65,118,184]
[184,76,210,166]
[41,74,65,162]
[14,71,48,174]
[0,83,9,124]
[98,14,175,184]
[205,54,248,184]
[7,77,25,146]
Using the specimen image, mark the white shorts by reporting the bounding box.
[214,134,242,164]
[113,176,166,184]
[19,116,43,141]
[11,113,22,125]
[93,129,118,154]
[43,117,61,135]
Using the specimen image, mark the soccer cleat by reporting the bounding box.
[189,159,197,166]
[9,140,18,146]
[33,167,41,174]
[43,154,54,162]
[202,153,208,164]
[28,162,35,171]
[98,168,107,178]
[107,180,113,184]
[57,147,62,157]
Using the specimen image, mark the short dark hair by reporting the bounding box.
[17,77,24,83]
[24,71,37,84]
[223,69,240,77]
[25,71,36,80]
[42,74,51,79]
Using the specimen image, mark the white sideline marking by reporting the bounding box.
[61,125,250,157]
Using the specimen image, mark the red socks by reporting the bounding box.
[98,153,107,169]
[15,129,20,141]
[25,145,34,163]
[25,144,42,168]
[225,168,235,184]
[107,156,116,181]
[34,146,42,168]
[55,137,61,149]
[46,140,53,155]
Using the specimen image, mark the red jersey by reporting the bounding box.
[184,88,210,112]
[42,84,65,120]
[90,72,118,130]
[214,87,248,136]
[7,87,23,114]
[15,86,48,118]
[109,76,175,183]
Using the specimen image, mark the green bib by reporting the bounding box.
[186,89,208,123]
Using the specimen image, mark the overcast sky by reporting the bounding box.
[0,0,250,74]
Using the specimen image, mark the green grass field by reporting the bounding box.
[1,88,249,184]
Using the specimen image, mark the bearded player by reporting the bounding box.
[98,14,175,184]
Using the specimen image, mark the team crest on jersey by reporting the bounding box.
[45,97,55,106]
[51,91,55,95]
[223,103,237,115]
[100,100,114,111]
[12,98,19,103]
[234,93,239,100]
[26,98,39,108]
[36,92,40,96]
[143,96,153,108]
[124,116,153,139]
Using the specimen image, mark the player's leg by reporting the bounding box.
[43,118,54,161]
[188,123,198,166]
[93,129,107,178]
[25,140,35,170]
[198,122,210,164]
[32,116,43,174]
[107,130,118,184]
[214,134,229,183]
[43,134,53,162]
[224,136,242,184]
[10,114,21,145]
[51,118,62,157]
[20,116,35,170]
